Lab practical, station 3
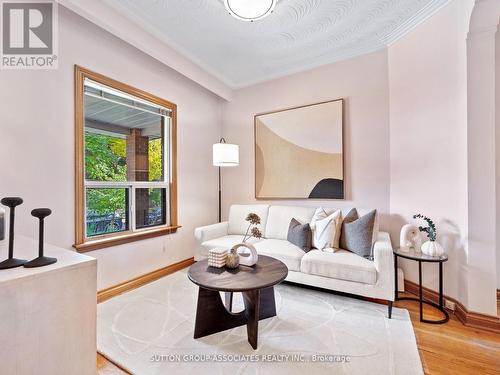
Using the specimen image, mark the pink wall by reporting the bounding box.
[0,7,222,290]
[496,27,500,289]
[466,0,500,315]
[388,0,477,311]
[221,0,498,315]
[0,1,497,315]
[221,50,391,226]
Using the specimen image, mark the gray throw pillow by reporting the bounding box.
[287,218,312,252]
[339,209,377,259]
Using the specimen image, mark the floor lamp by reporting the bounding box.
[213,138,239,222]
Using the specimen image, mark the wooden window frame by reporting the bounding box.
[74,66,179,252]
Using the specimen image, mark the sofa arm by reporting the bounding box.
[194,221,229,244]
[373,231,395,300]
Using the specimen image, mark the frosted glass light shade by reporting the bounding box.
[213,143,239,167]
[224,0,276,22]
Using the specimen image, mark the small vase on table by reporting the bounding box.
[225,248,240,269]
[421,240,444,257]
[413,214,445,257]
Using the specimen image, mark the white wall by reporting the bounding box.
[221,50,391,227]
[0,7,222,290]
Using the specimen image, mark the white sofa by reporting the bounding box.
[194,204,395,317]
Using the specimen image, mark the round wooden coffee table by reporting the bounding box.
[188,255,288,349]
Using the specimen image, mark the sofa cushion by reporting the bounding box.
[311,209,342,250]
[287,219,312,252]
[265,206,316,240]
[200,235,262,258]
[300,250,377,285]
[228,204,269,237]
[253,239,305,271]
[339,209,377,258]
[310,207,335,230]
[338,207,379,244]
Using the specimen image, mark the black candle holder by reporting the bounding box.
[24,208,57,268]
[0,197,27,269]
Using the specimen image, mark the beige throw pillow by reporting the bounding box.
[311,208,342,250]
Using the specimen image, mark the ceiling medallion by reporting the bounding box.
[224,0,277,22]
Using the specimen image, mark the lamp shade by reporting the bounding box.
[213,142,239,167]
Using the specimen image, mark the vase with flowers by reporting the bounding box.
[227,213,262,268]
[413,214,444,256]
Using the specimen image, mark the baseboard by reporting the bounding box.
[97,257,195,303]
[404,280,500,333]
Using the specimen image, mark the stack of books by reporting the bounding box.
[208,248,228,268]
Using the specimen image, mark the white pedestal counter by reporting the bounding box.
[0,236,97,375]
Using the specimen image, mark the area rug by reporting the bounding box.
[97,270,423,375]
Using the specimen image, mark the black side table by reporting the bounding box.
[394,247,449,324]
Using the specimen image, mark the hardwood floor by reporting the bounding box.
[395,293,500,375]
[96,291,500,375]
[97,353,128,375]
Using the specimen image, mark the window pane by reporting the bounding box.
[148,137,164,182]
[84,79,167,183]
[85,132,127,181]
[86,188,129,237]
[135,188,167,229]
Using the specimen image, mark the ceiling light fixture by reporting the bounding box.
[224,0,277,22]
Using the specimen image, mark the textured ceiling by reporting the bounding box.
[103,0,449,88]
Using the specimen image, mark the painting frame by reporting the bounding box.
[254,98,345,200]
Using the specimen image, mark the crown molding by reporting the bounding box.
[56,0,234,100]
[385,0,451,46]
[56,0,465,93]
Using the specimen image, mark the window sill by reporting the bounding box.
[74,225,181,253]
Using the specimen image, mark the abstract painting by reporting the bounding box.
[255,99,344,199]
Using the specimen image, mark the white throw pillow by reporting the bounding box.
[311,207,336,247]
[310,208,334,230]
[312,209,342,250]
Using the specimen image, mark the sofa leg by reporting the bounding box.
[388,301,393,319]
